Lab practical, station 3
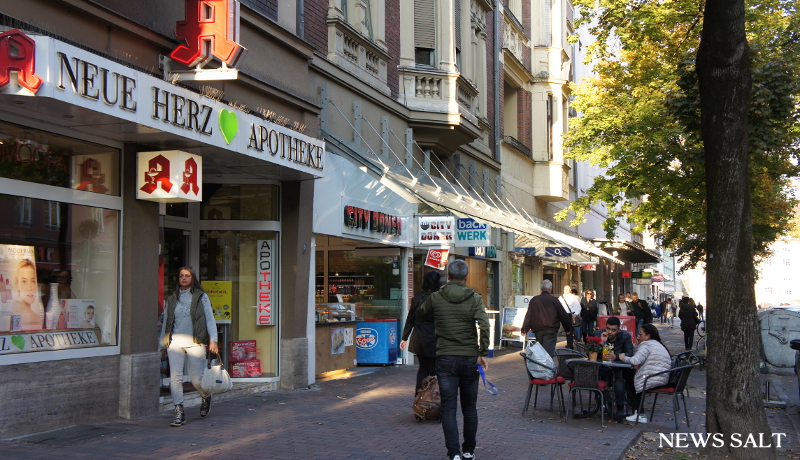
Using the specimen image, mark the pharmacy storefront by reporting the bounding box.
[0,28,324,437]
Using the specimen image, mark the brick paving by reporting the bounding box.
[1,321,798,460]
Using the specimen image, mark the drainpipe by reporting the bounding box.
[297,0,305,38]
[494,0,502,164]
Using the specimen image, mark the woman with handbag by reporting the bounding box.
[400,271,441,394]
[160,267,218,427]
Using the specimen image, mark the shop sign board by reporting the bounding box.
[343,205,402,235]
[424,248,449,269]
[621,269,632,279]
[652,275,665,282]
[455,218,491,246]
[256,239,275,326]
[582,264,597,271]
[0,330,100,354]
[136,150,202,202]
[545,247,571,257]
[468,246,497,258]
[417,216,455,245]
[514,247,536,256]
[0,31,325,177]
[501,307,528,342]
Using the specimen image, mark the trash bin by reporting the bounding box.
[356,319,398,365]
[758,307,800,371]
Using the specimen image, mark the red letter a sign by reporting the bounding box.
[170,0,246,67]
[0,30,43,94]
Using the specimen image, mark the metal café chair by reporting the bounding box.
[636,364,696,430]
[566,360,612,426]
[555,348,588,411]
[520,352,565,416]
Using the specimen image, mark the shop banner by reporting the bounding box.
[136,151,202,203]
[545,247,571,257]
[201,280,233,323]
[256,239,275,326]
[7,31,325,178]
[455,218,491,247]
[501,307,528,342]
[417,216,454,245]
[514,295,534,308]
[582,264,597,271]
[331,327,346,354]
[0,329,100,354]
[424,248,449,269]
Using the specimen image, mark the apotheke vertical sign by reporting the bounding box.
[256,239,275,326]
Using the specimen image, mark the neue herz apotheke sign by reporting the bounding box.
[22,34,325,177]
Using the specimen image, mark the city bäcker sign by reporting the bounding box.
[256,239,275,326]
[343,205,402,235]
[136,151,202,202]
[418,216,455,245]
[0,330,100,354]
[455,218,491,247]
[0,31,325,177]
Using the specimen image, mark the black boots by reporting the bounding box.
[200,394,212,418]
[170,404,186,427]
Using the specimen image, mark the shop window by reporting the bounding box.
[324,250,402,320]
[201,184,279,221]
[0,193,120,352]
[0,121,120,196]
[199,230,279,378]
[15,197,32,228]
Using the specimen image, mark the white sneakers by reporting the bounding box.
[463,454,475,459]
[626,411,647,423]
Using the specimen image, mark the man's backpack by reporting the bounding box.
[412,375,441,421]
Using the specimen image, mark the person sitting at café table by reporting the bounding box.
[618,323,672,423]
[594,316,635,418]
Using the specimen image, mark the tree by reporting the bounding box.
[698,0,774,457]
[562,0,800,269]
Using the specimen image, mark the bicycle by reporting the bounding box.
[695,320,706,340]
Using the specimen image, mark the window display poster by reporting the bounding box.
[331,327,346,354]
[202,280,233,323]
[501,307,528,341]
[0,245,44,332]
[64,299,96,328]
[344,327,353,346]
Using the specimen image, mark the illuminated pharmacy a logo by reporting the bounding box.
[170,0,246,68]
[0,30,43,94]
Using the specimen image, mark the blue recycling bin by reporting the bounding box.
[356,318,398,365]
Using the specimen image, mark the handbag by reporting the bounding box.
[201,351,233,394]
[524,340,555,380]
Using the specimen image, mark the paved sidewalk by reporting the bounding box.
[1,322,797,460]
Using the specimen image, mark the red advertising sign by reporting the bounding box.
[0,30,43,94]
[170,0,246,67]
[424,248,449,270]
[256,239,275,326]
[621,269,631,279]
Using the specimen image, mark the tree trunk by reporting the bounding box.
[697,1,774,459]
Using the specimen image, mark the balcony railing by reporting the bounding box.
[327,17,391,95]
[503,135,532,158]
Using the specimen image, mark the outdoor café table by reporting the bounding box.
[566,359,634,419]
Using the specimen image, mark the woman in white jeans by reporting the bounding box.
[160,267,218,427]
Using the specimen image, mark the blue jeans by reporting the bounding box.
[436,355,480,459]
[636,319,644,337]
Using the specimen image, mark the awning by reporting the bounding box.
[591,239,664,264]
[321,131,623,265]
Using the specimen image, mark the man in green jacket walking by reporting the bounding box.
[416,259,490,460]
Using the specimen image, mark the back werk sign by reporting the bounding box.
[3,30,325,177]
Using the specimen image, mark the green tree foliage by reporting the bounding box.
[560,0,800,269]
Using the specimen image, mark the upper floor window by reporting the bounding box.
[414,0,436,67]
[783,259,791,266]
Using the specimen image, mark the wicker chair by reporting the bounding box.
[520,352,565,416]
[554,348,587,381]
[566,360,612,426]
[637,365,696,429]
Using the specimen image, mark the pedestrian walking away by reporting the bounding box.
[696,303,705,321]
[400,270,441,394]
[580,289,599,342]
[559,286,582,349]
[415,260,490,460]
[520,279,573,357]
[160,266,219,427]
[678,296,700,350]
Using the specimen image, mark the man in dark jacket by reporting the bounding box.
[416,259,489,460]
[630,293,651,336]
[520,279,572,356]
[580,289,599,342]
[594,316,635,417]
